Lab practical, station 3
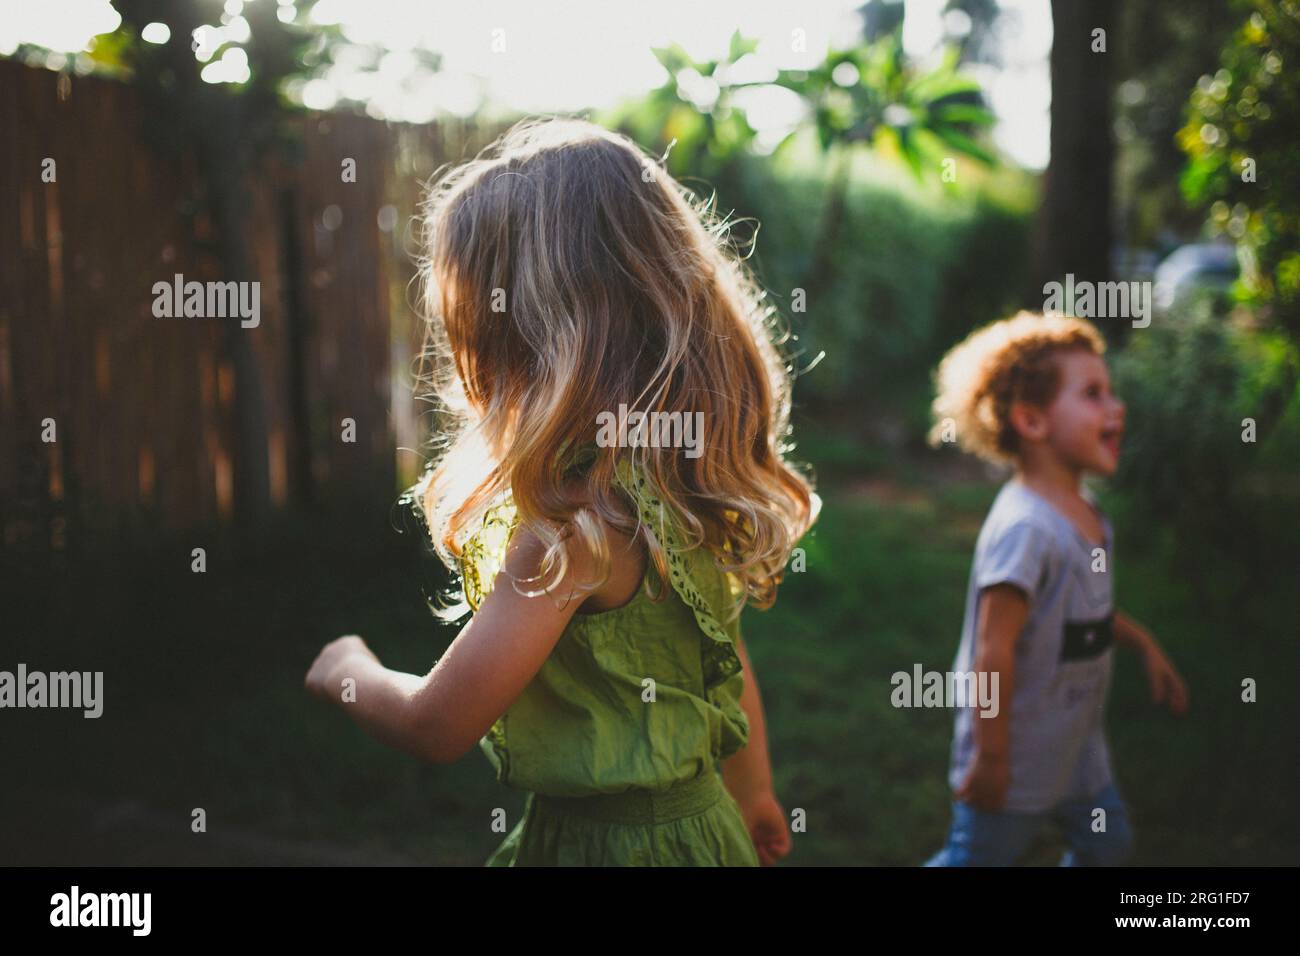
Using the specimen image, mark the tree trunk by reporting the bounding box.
[203,114,271,528]
[1031,0,1117,310]
[125,2,273,528]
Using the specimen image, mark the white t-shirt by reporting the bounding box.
[946,480,1116,812]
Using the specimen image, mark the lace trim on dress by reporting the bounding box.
[455,451,745,693]
[609,456,744,693]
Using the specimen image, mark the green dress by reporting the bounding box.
[458,455,761,866]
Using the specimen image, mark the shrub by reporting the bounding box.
[1179,0,1300,341]
[727,150,1033,414]
[1107,294,1300,613]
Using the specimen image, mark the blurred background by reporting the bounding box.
[1,0,1296,865]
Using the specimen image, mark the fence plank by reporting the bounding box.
[1,60,499,552]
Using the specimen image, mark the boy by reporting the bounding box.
[924,311,1189,866]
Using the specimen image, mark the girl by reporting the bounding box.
[305,117,819,866]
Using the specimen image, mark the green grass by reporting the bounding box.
[1,456,1295,865]
[750,478,1297,865]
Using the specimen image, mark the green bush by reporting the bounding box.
[725,150,1033,414]
[1106,295,1300,616]
[1179,0,1300,340]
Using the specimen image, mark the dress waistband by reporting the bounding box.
[533,770,727,826]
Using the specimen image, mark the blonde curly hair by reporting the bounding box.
[411,117,817,619]
[928,310,1106,464]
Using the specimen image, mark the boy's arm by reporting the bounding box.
[1113,609,1154,654]
[955,583,1026,810]
[1113,608,1190,715]
[721,633,774,805]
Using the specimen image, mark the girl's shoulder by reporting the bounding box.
[562,476,648,615]
[458,493,520,612]
[459,469,645,614]
[464,452,744,689]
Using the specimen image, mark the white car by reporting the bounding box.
[1153,243,1239,311]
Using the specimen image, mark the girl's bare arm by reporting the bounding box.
[721,634,775,803]
[308,524,597,763]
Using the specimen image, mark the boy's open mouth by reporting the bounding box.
[1100,427,1122,457]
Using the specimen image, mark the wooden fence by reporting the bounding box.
[0,60,501,552]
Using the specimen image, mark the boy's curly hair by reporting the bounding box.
[928,311,1106,464]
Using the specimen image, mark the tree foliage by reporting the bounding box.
[1179,0,1300,341]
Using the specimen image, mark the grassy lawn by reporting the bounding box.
[2,432,1294,865]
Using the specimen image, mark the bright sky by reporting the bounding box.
[0,0,1052,168]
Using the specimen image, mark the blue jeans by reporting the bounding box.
[924,781,1134,866]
